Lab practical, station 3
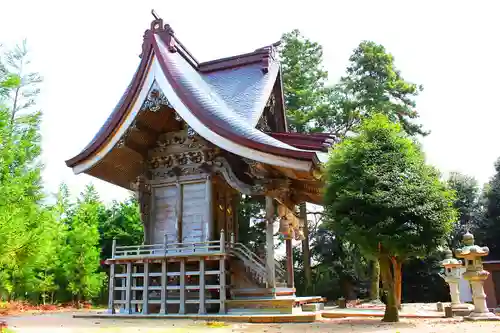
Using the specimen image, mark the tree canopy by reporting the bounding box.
[324,114,456,321]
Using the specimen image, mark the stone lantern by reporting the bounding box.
[440,249,473,315]
[455,232,500,320]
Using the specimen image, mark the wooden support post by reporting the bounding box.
[206,176,213,240]
[108,238,116,314]
[164,234,168,255]
[199,258,206,314]
[112,238,116,258]
[265,196,276,289]
[179,259,186,314]
[142,261,149,314]
[286,239,295,289]
[108,263,115,314]
[125,262,132,314]
[220,229,225,253]
[219,257,226,314]
[160,260,167,314]
[176,183,183,244]
[132,265,137,313]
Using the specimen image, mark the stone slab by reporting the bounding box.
[322,308,444,319]
[73,312,317,323]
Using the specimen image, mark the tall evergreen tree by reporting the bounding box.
[477,158,500,259]
[62,184,105,303]
[335,41,426,136]
[324,114,456,322]
[0,41,52,301]
[446,172,480,249]
[99,197,143,260]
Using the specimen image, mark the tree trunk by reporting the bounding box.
[299,203,312,294]
[391,257,402,309]
[379,255,399,322]
[369,259,380,301]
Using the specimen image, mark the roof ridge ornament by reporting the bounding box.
[141,10,176,58]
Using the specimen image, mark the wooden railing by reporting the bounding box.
[111,231,226,259]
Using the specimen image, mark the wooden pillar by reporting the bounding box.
[142,262,149,314]
[199,258,206,314]
[160,260,167,314]
[125,262,132,314]
[179,259,186,314]
[108,238,116,314]
[206,176,213,241]
[265,196,276,289]
[219,229,226,313]
[108,263,115,314]
[219,257,226,313]
[286,239,294,289]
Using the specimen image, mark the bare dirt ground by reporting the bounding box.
[2,312,500,333]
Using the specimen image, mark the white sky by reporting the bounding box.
[1,0,499,203]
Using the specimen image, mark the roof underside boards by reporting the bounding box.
[202,62,280,126]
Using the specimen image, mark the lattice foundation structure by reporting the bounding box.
[108,255,227,315]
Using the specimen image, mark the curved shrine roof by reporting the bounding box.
[65,18,334,177]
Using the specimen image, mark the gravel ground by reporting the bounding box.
[3,312,500,333]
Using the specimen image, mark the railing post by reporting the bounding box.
[199,258,206,314]
[219,256,226,313]
[112,238,117,258]
[143,261,149,314]
[107,262,115,314]
[160,260,167,314]
[230,232,235,249]
[125,262,132,314]
[164,234,168,255]
[220,229,225,253]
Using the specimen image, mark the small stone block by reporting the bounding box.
[302,303,324,312]
[444,306,453,318]
[338,298,346,309]
[436,302,444,312]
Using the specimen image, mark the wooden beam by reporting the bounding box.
[176,183,183,243]
[142,262,149,314]
[219,257,226,314]
[265,196,276,289]
[160,260,167,314]
[179,259,186,314]
[117,135,147,160]
[131,119,160,140]
[286,239,294,289]
[125,262,132,314]
[199,259,206,314]
[108,263,115,314]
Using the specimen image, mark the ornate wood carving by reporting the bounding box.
[277,204,305,241]
[149,130,216,179]
[141,80,173,112]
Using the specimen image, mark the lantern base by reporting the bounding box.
[451,303,474,317]
[464,311,500,321]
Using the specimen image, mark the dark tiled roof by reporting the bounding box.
[202,62,280,126]
[66,18,332,168]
